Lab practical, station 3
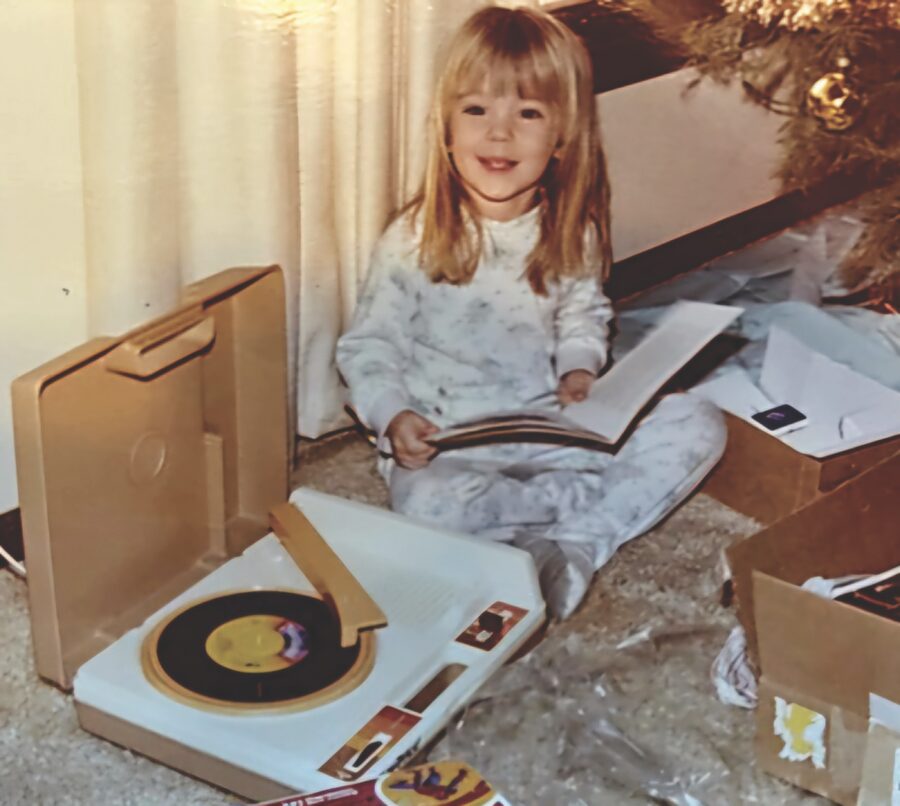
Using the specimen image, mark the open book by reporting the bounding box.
[427,300,742,451]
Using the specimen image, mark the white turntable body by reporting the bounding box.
[12,267,544,800]
[74,486,544,796]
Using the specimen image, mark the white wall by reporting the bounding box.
[0,31,783,512]
[0,0,89,511]
[603,68,783,260]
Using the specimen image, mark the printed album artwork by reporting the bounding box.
[254,760,510,806]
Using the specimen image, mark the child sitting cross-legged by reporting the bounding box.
[336,6,726,619]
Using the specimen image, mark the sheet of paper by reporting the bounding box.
[871,694,900,735]
[759,326,813,405]
[769,329,900,457]
[692,368,774,419]
[697,326,900,457]
[564,300,742,443]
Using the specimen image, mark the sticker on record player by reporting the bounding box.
[320,705,421,782]
[378,760,507,805]
[456,602,528,652]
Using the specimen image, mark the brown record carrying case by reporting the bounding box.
[12,265,290,692]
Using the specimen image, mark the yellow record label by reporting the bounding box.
[205,615,309,673]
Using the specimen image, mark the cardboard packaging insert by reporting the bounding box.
[704,411,900,525]
[726,451,900,805]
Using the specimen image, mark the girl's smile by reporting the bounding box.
[478,157,518,171]
[449,90,559,221]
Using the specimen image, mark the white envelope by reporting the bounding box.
[695,326,900,458]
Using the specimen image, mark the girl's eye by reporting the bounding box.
[462,105,486,116]
[520,107,544,120]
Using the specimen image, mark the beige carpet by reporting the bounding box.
[0,432,825,805]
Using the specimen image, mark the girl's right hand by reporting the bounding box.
[385,410,439,469]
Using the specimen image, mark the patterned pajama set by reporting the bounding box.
[336,207,726,617]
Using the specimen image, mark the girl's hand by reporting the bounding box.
[557,369,595,405]
[385,410,439,469]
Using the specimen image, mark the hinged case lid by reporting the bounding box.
[12,266,290,689]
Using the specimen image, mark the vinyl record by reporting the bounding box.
[142,589,375,712]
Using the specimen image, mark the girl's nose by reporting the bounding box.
[487,113,512,140]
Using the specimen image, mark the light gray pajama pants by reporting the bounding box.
[389,392,726,617]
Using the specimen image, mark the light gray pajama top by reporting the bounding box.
[336,206,613,441]
[336,206,727,618]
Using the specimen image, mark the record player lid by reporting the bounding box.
[12,266,290,688]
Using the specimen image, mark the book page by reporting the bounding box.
[429,300,741,449]
[562,301,742,443]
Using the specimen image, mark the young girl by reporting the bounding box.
[336,6,725,619]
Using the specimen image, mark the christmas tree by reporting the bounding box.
[678,0,899,297]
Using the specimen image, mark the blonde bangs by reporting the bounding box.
[446,33,566,111]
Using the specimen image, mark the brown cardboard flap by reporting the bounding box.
[706,413,900,525]
[12,266,289,688]
[817,435,900,493]
[858,723,900,806]
[754,573,900,717]
[726,451,900,666]
[705,413,822,524]
[756,678,866,806]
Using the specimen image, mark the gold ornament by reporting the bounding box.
[722,0,900,31]
[806,70,863,131]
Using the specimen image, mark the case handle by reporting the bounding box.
[269,501,387,647]
[104,313,215,378]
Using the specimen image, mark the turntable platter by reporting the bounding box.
[142,590,375,713]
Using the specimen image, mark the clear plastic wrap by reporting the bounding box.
[437,626,750,805]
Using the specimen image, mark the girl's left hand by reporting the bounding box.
[557,369,595,405]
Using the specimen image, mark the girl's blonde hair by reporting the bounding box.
[411,5,612,294]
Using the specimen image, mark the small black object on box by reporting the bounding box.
[750,404,809,437]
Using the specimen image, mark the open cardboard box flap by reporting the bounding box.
[705,411,900,525]
[858,723,900,805]
[12,266,290,688]
[727,452,900,804]
[754,572,900,718]
[726,450,900,671]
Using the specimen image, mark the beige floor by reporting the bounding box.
[0,432,826,805]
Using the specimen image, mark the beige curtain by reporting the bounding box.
[3,0,487,443]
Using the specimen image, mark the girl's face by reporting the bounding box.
[448,88,560,222]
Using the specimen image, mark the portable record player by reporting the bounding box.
[12,266,544,800]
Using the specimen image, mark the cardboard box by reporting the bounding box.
[704,411,900,524]
[857,722,900,806]
[725,452,900,804]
